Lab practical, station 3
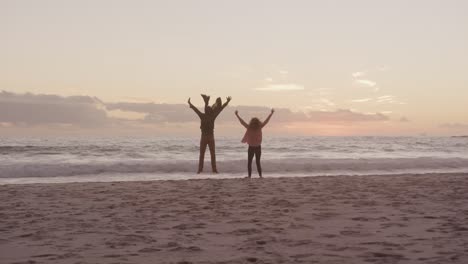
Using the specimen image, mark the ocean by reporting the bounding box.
[1,136,467,184]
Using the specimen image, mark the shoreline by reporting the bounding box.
[1,173,468,263]
[1,171,468,186]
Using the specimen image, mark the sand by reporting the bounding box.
[1,173,468,264]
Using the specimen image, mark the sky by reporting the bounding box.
[1,0,467,136]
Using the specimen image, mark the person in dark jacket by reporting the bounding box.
[188,95,231,173]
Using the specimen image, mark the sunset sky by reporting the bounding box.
[1,0,467,136]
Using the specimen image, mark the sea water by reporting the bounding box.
[1,136,467,184]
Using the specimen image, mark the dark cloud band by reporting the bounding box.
[0,91,389,128]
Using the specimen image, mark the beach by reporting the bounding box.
[1,173,468,264]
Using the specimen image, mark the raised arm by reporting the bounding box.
[261,109,275,128]
[235,110,249,128]
[214,96,232,117]
[188,98,203,118]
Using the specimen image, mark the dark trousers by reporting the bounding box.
[199,134,217,172]
[247,145,262,177]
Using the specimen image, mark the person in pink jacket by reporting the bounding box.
[235,109,275,178]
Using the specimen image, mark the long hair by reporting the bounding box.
[249,117,262,130]
[211,97,222,111]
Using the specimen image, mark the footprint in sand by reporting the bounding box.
[359,241,403,250]
[340,230,370,237]
[319,233,338,238]
[381,222,407,228]
[31,254,58,258]
[290,253,315,259]
[285,239,317,247]
[230,228,261,235]
[360,252,406,262]
[172,223,206,230]
[246,257,259,262]
[138,247,161,253]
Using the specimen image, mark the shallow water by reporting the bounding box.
[1,136,467,184]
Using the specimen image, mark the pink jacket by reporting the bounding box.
[236,111,274,147]
[242,128,262,146]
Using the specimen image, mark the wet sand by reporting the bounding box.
[1,173,468,263]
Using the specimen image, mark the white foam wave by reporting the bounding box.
[2,157,468,179]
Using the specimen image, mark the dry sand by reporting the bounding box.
[1,173,468,264]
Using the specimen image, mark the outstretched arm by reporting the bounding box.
[235,110,249,128]
[188,98,203,118]
[261,109,275,128]
[215,96,232,117]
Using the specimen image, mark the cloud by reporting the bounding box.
[351,69,381,91]
[107,102,309,124]
[353,79,379,92]
[355,79,377,87]
[375,95,406,105]
[350,95,406,105]
[352,71,366,78]
[230,107,308,123]
[307,88,334,97]
[353,66,390,76]
[0,91,109,127]
[320,98,335,107]
[306,109,389,123]
[440,123,468,129]
[255,83,305,91]
[376,95,395,103]
[226,108,388,124]
[118,96,156,103]
[351,98,373,103]
[400,117,410,122]
[0,91,391,134]
[105,102,194,123]
[304,96,336,110]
